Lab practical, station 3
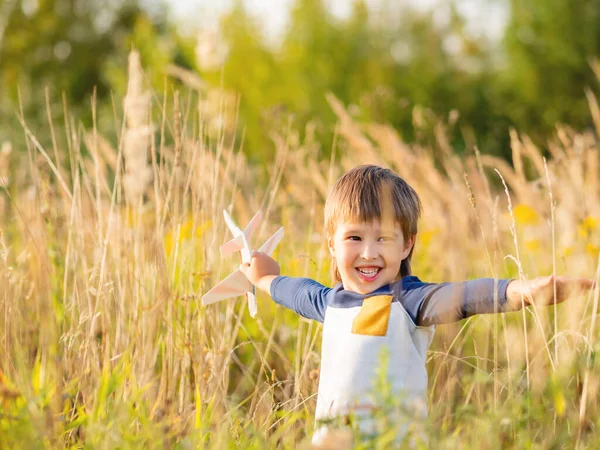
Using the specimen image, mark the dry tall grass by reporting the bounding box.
[0,52,599,448]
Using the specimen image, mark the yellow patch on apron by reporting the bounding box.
[351,295,393,336]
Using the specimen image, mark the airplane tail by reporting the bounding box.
[220,210,262,256]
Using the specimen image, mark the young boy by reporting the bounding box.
[239,164,594,444]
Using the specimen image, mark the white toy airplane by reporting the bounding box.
[202,210,284,317]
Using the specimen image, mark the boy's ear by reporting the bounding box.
[402,234,416,257]
[327,236,335,257]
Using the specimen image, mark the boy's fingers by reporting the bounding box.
[557,277,595,299]
[551,277,593,287]
[564,277,594,288]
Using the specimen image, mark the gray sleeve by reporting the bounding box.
[400,278,514,326]
[270,276,330,323]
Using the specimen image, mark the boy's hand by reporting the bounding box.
[239,251,280,294]
[506,275,595,310]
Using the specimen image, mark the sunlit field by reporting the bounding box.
[1,51,600,449]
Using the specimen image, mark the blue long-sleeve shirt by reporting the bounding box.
[270,275,513,326]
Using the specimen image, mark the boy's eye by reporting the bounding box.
[348,235,361,241]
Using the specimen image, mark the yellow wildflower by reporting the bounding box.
[554,390,566,417]
[578,216,600,238]
[418,228,440,248]
[164,219,212,256]
[585,243,600,257]
[524,239,541,252]
[513,204,540,226]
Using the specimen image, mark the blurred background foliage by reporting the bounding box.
[1,0,600,161]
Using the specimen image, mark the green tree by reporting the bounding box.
[216,1,282,161]
[500,0,600,135]
[0,0,172,147]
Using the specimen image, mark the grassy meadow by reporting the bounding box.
[1,51,600,449]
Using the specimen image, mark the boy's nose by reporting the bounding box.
[360,243,378,259]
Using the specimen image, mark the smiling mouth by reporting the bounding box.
[356,267,381,280]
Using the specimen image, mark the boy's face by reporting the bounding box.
[328,219,414,294]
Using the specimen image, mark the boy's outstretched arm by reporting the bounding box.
[409,275,595,326]
[240,252,330,322]
[506,275,595,310]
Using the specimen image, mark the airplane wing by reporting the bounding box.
[258,227,284,256]
[201,269,253,305]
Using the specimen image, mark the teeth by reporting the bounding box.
[358,268,379,276]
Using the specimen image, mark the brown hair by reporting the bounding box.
[324,165,421,282]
